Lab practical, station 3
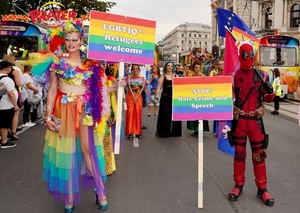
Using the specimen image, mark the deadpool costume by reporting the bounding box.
[228,42,275,206]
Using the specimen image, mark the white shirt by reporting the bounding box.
[32,79,43,99]
[22,73,34,101]
[22,73,43,101]
[13,66,25,85]
[0,73,18,109]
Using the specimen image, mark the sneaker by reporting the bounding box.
[0,141,17,149]
[24,122,36,127]
[28,121,37,126]
[22,122,34,127]
[271,111,279,115]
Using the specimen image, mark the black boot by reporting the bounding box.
[257,188,274,206]
[228,185,243,201]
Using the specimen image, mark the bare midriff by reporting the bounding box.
[58,79,86,95]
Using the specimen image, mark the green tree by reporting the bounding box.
[0,0,116,16]
[0,0,13,15]
[60,0,116,15]
[155,44,163,61]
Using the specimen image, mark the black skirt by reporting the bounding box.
[156,94,182,137]
[0,107,14,128]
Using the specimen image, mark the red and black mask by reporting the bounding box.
[238,43,254,70]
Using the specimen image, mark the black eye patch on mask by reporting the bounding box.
[242,50,254,60]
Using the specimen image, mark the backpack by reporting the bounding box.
[0,75,8,100]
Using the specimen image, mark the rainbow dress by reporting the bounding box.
[42,56,109,204]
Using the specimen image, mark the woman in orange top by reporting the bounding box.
[125,64,156,140]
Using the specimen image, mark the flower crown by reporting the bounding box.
[43,19,84,57]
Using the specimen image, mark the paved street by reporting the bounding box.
[0,99,299,213]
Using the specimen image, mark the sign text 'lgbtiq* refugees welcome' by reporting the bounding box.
[87,11,156,64]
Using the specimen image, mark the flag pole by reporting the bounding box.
[211,2,221,60]
[224,26,237,43]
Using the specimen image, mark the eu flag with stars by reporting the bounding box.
[217,8,255,37]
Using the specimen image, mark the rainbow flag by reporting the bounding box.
[172,77,233,121]
[87,10,156,64]
[231,27,260,54]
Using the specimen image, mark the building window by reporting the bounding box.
[189,33,191,37]
[182,34,184,37]
[199,41,202,44]
[194,34,196,37]
[205,35,207,38]
[189,40,191,44]
[182,40,184,44]
[205,41,207,45]
[265,7,272,29]
[290,4,300,27]
[181,48,184,52]
[194,41,197,44]
[199,34,201,37]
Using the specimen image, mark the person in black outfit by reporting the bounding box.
[155,61,182,137]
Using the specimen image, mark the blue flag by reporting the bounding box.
[217,8,255,37]
[217,120,235,157]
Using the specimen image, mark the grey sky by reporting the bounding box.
[109,0,212,42]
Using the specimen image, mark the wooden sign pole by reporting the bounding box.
[114,62,124,154]
[198,119,203,208]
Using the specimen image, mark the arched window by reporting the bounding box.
[265,7,272,29]
[290,4,300,27]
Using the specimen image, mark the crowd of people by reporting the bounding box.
[0,60,19,148]
[0,42,225,212]
[0,54,45,148]
[3,17,299,211]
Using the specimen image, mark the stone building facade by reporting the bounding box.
[252,0,300,38]
[161,22,211,64]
